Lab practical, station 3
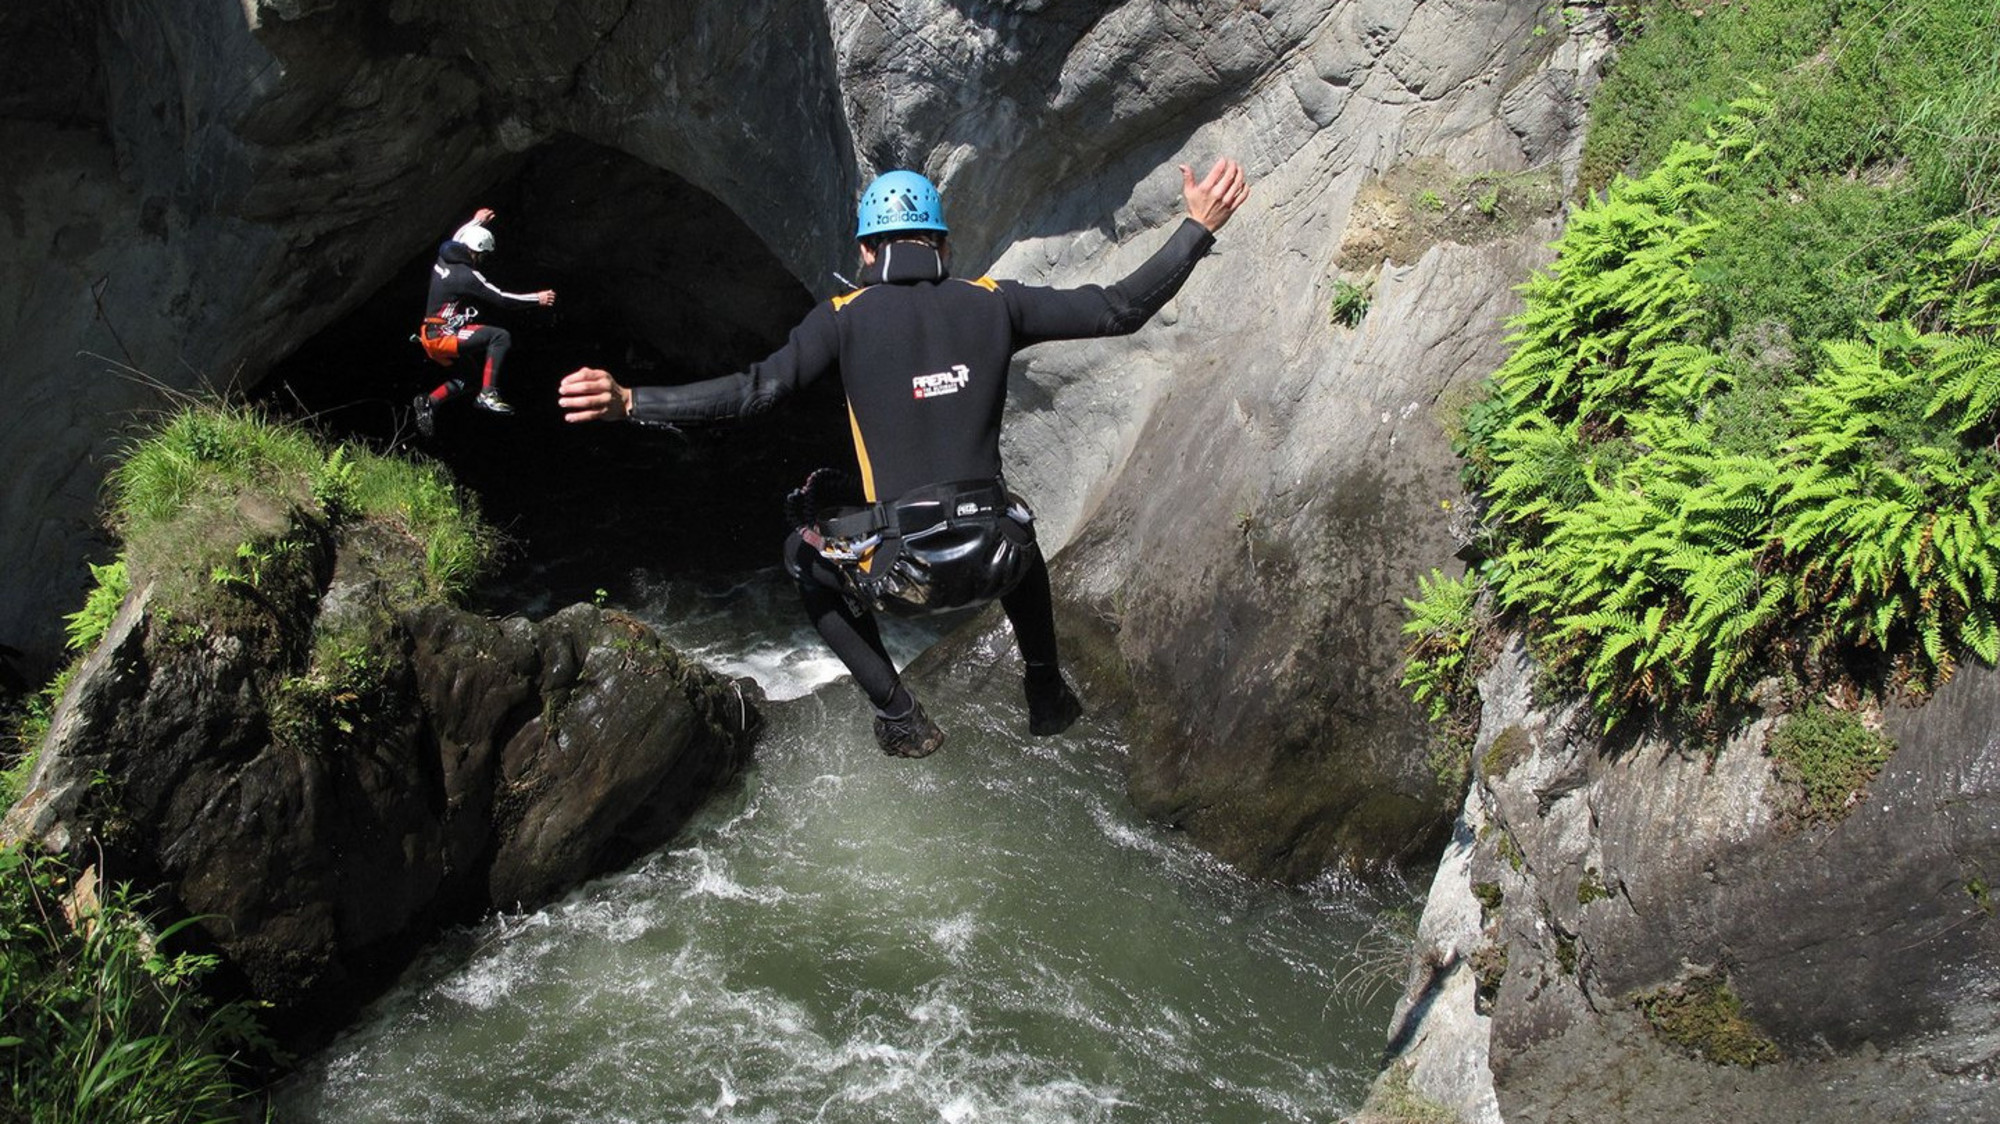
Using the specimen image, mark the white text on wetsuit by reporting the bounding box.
[911,364,971,399]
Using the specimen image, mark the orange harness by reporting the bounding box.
[416,320,453,365]
[415,306,478,366]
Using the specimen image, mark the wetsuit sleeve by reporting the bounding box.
[467,268,545,307]
[628,302,840,426]
[1001,218,1216,345]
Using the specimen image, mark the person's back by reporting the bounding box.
[827,244,1016,502]
[426,240,493,318]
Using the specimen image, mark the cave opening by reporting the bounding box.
[259,136,854,611]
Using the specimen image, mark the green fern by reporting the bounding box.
[1414,104,2000,728]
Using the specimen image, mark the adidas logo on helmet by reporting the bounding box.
[857,170,949,239]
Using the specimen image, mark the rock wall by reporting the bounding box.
[3,0,1609,876]
[1376,636,2000,1122]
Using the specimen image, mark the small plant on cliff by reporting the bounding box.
[62,560,129,654]
[1351,1061,1458,1124]
[0,848,266,1120]
[271,629,393,755]
[1400,569,1484,721]
[1399,568,1492,782]
[312,445,360,524]
[1635,970,1782,1066]
[1329,275,1373,329]
[5,561,135,809]
[344,450,498,602]
[1764,703,1893,825]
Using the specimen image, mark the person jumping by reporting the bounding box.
[557,160,1249,757]
[413,207,557,436]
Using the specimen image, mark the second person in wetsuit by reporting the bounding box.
[557,159,1250,757]
[414,207,557,436]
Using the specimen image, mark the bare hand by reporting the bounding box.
[537,290,557,307]
[558,367,632,423]
[1180,158,1250,233]
[472,207,496,225]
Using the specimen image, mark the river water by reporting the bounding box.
[274,570,1412,1123]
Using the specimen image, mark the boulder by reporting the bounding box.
[1,503,759,1040]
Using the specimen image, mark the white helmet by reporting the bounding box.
[456,223,496,254]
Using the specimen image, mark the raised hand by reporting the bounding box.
[1179,158,1251,233]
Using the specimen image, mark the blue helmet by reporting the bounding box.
[856,170,948,240]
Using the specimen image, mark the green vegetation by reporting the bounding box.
[1765,704,1892,824]
[62,561,130,654]
[1399,569,1489,782]
[1635,970,1783,1066]
[1400,570,1483,722]
[0,849,266,1121]
[270,627,394,755]
[1479,724,1533,780]
[1329,275,1373,329]
[1552,930,1579,975]
[3,561,134,808]
[1403,0,2000,735]
[1471,880,1504,916]
[1339,160,1565,273]
[111,404,496,612]
[1352,1061,1460,1124]
[1469,940,1508,1014]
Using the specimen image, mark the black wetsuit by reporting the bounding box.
[418,239,545,399]
[629,218,1217,707]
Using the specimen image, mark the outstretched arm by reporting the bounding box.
[560,303,842,426]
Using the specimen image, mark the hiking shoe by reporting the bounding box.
[475,388,515,415]
[1025,672,1083,736]
[412,394,436,438]
[874,698,945,758]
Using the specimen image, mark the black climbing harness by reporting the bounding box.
[785,468,1038,616]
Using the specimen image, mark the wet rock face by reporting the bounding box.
[1,509,759,1040]
[4,0,1607,877]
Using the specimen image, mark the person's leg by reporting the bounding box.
[1000,547,1059,669]
[467,327,515,412]
[1000,546,1083,735]
[785,531,941,756]
[476,327,511,389]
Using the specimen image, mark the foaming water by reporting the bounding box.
[275,571,1408,1122]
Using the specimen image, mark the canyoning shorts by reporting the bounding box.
[417,319,472,366]
[787,473,1039,617]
